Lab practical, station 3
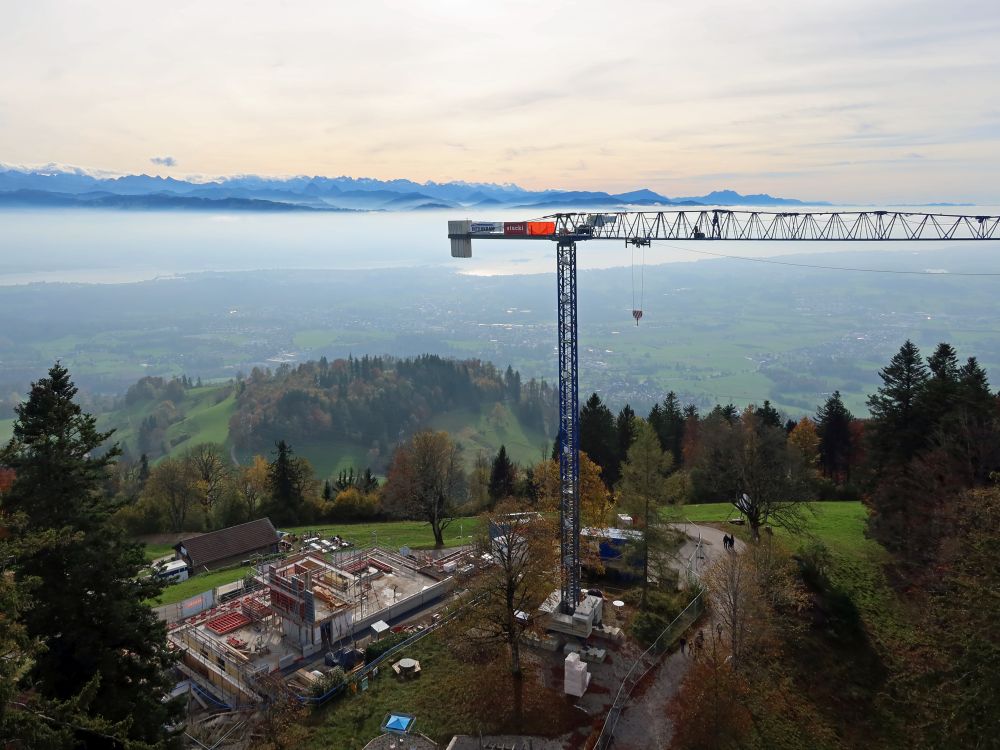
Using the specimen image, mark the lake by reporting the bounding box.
[1,205,998,285]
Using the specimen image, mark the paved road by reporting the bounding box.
[668,521,746,581]
[604,522,744,750]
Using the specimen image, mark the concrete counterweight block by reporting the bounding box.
[564,651,591,697]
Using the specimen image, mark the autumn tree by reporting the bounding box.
[787,416,820,470]
[465,502,559,676]
[694,408,811,540]
[468,450,491,510]
[187,442,230,526]
[617,420,674,604]
[384,430,466,546]
[532,451,610,529]
[142,456,200,531]
[236,454,271,521]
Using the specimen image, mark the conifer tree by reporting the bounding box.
[610,404,636,487]
[488,444,517,503]
[0,363,180,746]
[617,420,674,604]
[579,393,616,486]
[867,340,930,466]
[815,390,854,482]
[266,439,308,525]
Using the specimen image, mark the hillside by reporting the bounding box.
[95,357,555,477]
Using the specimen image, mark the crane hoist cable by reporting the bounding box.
[631,240,645,325]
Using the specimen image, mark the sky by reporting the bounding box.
[1,0,999,203]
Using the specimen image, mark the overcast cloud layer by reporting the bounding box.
[2,0,998,203]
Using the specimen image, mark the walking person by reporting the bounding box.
[679,636,687,656]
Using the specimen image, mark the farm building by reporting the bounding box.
[175,518,280,572]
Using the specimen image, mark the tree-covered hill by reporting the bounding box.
[92,355,556,476]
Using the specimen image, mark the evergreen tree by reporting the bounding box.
[651,392,686,467]
[921,342,961,429]
[266,439,308,525]
[0,363,180,746]
[488,444,517,503]
[711,403,739,423]
[753,400,783,431]
[867,340,930,466]
[815,391,854,482]
[610,404,636,487]
[579,393,616,486]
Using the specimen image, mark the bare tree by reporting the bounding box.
[705,547,766,672]
[385,431,466,547]
[697,408,812,541]
[187,443,230,525]
[464,501,559,676]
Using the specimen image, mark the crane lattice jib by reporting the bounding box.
[447,209,1000,615]
[547,210,1000,242]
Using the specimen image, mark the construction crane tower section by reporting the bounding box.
[447,209,1000,616]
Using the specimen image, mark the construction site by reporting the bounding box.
[170,543,462,707]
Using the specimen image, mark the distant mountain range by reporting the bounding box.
[0,163,830,212]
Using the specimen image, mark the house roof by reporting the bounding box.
[175,518,279,568]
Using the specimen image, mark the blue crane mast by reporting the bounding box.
[448,209,1000,615]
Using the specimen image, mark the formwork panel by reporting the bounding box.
[206,612,252,635]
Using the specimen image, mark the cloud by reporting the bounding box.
[150,155,176,167]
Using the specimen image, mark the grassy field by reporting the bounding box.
[148,517,483,606]
[147,564,255,606]
[429,403,549,469]
[303,628,582,749]
[143,542,176,562]
[663,500,874,558]
[163,390,234,448]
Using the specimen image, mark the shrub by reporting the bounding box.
[363,631,410,664]
[310,666,346,699]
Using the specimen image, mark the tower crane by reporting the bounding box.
[447,208,1000,615]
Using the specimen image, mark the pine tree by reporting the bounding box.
[867,340,930,466]
[754,400,783,431]
[266,439,308,525]
[0,363,180,746]
[815,391,854,482]
[488,444,517,503]
[610,404,636,487]
[651,392,686,467]
[579,393,616,486]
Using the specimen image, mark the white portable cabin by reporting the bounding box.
[156,559,190,583]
